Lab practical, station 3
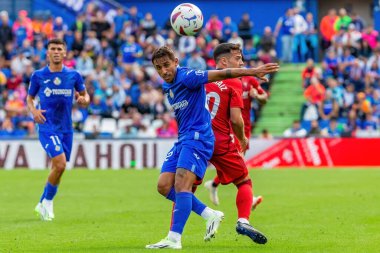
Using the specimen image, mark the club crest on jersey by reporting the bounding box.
[53,77,61,85]
[169,89,174,99]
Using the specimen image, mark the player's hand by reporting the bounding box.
[31,109,46,124]
[253,63,279,82]
[76,92,89,107]
[239,136,249,154]
[249,87,258,98]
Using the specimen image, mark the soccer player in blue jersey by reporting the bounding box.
[27,39,90,221]
[146,46,279,249]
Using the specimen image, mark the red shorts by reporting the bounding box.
[209,145,248,185]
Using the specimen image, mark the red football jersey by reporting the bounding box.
[241,76,265,138]
[206,78,243,155]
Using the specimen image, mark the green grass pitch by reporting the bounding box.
[1,169,379,253]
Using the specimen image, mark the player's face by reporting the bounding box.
[47,44,66,64]
[226,50,244,68]
[153,56,178,83]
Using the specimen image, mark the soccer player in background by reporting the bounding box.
[205,63,268,208]
[27,39,90,221]
[146,46,278,249]
[205,43,267,244]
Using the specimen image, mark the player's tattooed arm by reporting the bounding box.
[207,63,279,82]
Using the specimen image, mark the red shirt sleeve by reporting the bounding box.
[249,77,265,95]
[230,87,243,109]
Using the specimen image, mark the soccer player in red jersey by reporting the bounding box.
[205,43,267,244]
[205,69,268,208]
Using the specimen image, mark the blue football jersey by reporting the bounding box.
[28,66,85,133]
[163,67,214,142]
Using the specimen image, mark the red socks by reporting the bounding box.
[236,179,253,220]
[213,176,220,187]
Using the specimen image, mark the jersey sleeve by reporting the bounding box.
[74,72,86,92]
[182,69,209,90]
[28,73,40,96]
[230,87,243,109]
[250,78,265,95]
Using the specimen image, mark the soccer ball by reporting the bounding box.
[170,3,203,36]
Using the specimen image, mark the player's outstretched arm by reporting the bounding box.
[207,63,279,83]
[76,90,90,107]
[27,95,46,124]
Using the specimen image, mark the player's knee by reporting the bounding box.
[235,178,252,188]
[53,159,66,174]
[157,182,171,196]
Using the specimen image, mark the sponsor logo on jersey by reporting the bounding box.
[44,87,52,97]
[172,100,188,110]
[44,87,72,97]
[53,77,61,85]
[195,70,205,76]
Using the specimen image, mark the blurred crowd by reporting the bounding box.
[284,8,380,138]
[0,3,276,139]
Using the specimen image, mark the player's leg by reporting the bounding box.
[147,144,223,249]
[234,176,267,244]
[204,175,220,205]
[35,133,71,221]
[169,179,201,229]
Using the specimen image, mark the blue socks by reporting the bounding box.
[166,187,207,216]
[171,192,192,234]
[40,182,58,202]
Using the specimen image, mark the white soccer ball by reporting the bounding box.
[170,3,203,36]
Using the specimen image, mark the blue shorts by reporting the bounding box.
[161,140,214,180]
[38,132,73,161]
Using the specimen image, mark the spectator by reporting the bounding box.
[304,77,326,104]
[259,128,273,139]
[178,35,196,54]
[342,24,362,57]
[113,8,128,35]
[318,90,339,120]
[141,12,157,37]
[228,32,244,49]
[71,13,88,39]
[307,120,321,137]
[206,15,223,38]
[238,13,253,42]
[350,12,365,32]
[186,51,207,70]
[0,11,13,52]
[275,8,294,63]
[12,10,33,47]
[283,120,307,137]
[222,16,237,41]
[76,50,94,77]
[320,9,338,50]
[90,10,111,40]
[258,26,276,62]
[362,25,379,51]
[304,12,318,61]
[302,58,316,88]
[292,7,308,63]
[321,118,343,137]
[334,8,352,32]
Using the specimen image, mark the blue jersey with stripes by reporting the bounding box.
[162,67,214,142]
[28,66,85,133]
